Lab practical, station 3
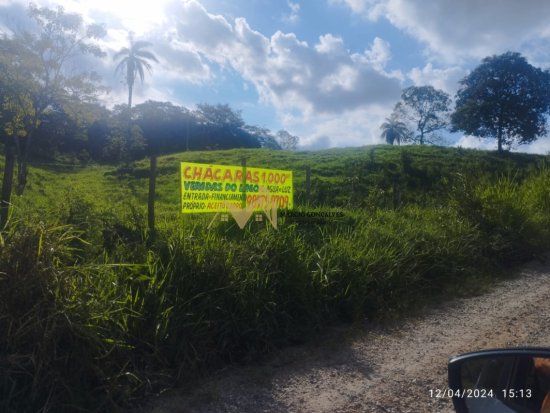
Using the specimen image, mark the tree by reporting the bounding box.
[276,130,299,150]
[0,37,35,227]
[243,126,281,149]
[102,124,146,164]
[133,100,188,155]
[114,34,159,114]
[114,37,159,240]
[397,86,451,145]
[380,113,411,145]
[451,51,550,153]
[194,103,261,149]
[195,103,244,129]
[1,4,106,227]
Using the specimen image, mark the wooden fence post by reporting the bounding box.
[305,165,311,206]
[241,157,247,209]
[147,154,157,243]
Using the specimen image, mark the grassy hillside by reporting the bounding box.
[11,145,548,216]
[1,145,550,412]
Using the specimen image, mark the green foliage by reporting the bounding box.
[309,206,484,319]
[452,51,550,152]
[450,166,550,264]
[395,85,451,145]
[276,130,300,150]
[379,113,411,145]
[102,125,146,164]
[0,1,107,231]
[114,34,158,110]
[1,145,550,411]
[0,222,131,412]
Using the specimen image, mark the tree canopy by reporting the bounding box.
[380,114,411,146]
[1,4,106,194]
[1,4,106,226]
[396,86,451,145]
[276,130,299,150]
[451,51,550,152]
[114,35,158,111]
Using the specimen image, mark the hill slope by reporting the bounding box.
[1,144,550,412]
[7,144,548,216]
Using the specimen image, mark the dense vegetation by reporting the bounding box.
[1,145,550,412]
[2,5,549,412]
[384,53,550,151]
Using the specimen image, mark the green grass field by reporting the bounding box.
[12,145,548,217]
[1,144,550,411]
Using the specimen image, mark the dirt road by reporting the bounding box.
[140,256,550,413]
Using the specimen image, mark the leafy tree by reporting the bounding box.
[380,113,411,145]
[114,34,159,113]
[195,103,244,129]
[133,100,189,155]
[243,126,281,149]
[86,102,271,163]
[0,37,35,227]
[102,124,146,164]
[452,51,550,153]
[29,101,105,161]
[114,37,159,240]
[0,4,105,227]
[194,103,261,149]
[396,86,451,145]
[276,130,299,150]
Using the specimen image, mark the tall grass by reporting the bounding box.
[451,166,550,264]
[1,156,550,411]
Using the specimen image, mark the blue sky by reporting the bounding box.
[2,0,550,153]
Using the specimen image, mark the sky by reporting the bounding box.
[2,0,550,154]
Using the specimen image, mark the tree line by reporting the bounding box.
[44,100,296,164]
[0,4,299,228]
[381,52,550,152]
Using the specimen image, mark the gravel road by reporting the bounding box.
[139,255,550,413]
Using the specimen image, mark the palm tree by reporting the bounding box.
[114,34,159,113]
[380,116,410,146]
[114,34,159,241]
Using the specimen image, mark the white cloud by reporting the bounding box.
[167,0,233,63]
[455,135,496,151]
[51,0,174,35]
[407,63,466,95]
[284,1,300,23]
[153,37,212,84]
[288,105,392,149]
[360,37,391,70]
[455,135,550,155]
[332,0,550,64]
[520,137,550,155]
[299,135,331,150]
[315,33,345,55]
[170,0,402,118]
[329,0,378,18]
[1,0,405,148]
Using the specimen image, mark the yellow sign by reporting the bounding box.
[181,162,293,213]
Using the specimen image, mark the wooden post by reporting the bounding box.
[0,139,16,229]
[305,165,311,206]
[147,154,157,243]
[241,157,247,209]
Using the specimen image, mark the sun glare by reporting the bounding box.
[60,0,172,34]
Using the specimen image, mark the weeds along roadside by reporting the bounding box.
[1,166,550,411]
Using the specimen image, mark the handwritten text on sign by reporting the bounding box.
[181,162,293,213]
